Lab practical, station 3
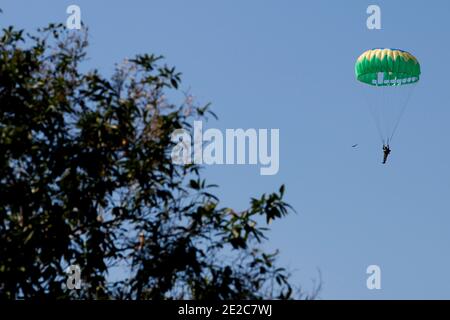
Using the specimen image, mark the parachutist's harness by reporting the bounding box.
[382,145,391,164]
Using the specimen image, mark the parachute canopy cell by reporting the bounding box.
[355,48,421,86]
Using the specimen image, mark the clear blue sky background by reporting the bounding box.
[2,0,450,299]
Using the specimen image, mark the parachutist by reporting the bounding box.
[382,144,391,164]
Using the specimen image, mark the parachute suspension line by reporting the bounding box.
[385,77,395,145]
[379,79,388,145]
[389,82,416,143]
[363,85,384,144]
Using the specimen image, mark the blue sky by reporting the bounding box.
[2,0,450,299]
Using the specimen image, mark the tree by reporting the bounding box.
[0,23,302,299]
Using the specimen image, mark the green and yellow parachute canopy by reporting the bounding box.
[355,48,421,86]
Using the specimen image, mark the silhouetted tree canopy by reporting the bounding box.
[0,23,301,299]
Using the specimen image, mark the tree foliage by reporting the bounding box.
[0,23,299,299]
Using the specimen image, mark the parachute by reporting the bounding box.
[355,48,421,145]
